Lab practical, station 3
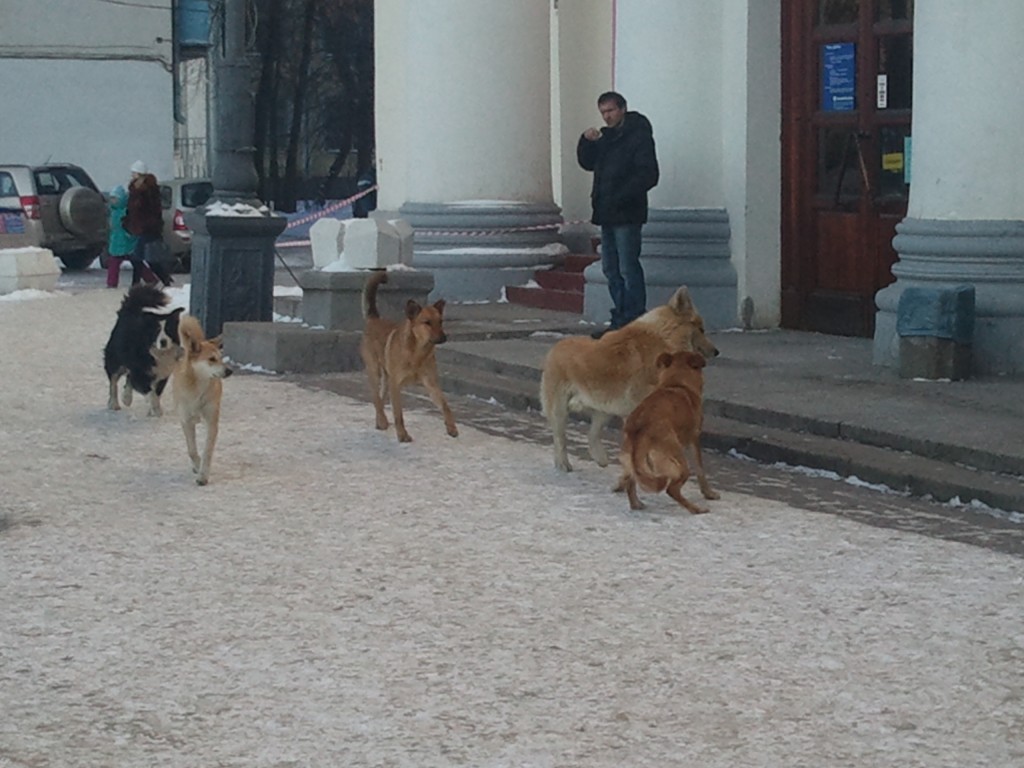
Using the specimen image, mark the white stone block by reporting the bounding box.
[0,247,60,293]
[343,219,402,269]
[388,218,415,266]
[310,218,346,269]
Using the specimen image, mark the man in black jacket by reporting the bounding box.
[577,91,660,338]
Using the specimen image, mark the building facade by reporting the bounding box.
[375,0,1024,374]
[0,0,200,190]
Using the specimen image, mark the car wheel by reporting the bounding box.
[59,248,102,271]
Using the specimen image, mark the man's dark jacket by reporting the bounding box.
[576,111,659,226]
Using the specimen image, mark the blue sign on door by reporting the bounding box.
[822,42,856,112]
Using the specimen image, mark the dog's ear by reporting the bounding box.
[405,299,422,320]
[656,352,673,369]
[209,335,223,349]
[433,298,446,315]
[668,286,694,315]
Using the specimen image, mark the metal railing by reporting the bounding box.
[174,137,208,179]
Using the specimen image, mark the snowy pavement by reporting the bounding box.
[2,288,1024,767]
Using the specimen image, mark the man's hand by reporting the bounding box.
[583,127,602,141]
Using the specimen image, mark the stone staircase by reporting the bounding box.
[504,253,597,314]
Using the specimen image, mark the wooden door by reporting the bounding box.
[782,0,913,336]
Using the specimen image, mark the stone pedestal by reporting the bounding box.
[187,208,287,337]
[297,269,435,331]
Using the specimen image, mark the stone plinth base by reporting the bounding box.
[875,218,1024,375]
[223,322,362,374]
[187,208,288,337]
[296,269,435,330]
[0,247,60,294]
[584,208,738,330]
[899,337,972,381]
[398,201,565,302]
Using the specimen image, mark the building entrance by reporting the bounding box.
[782,0,913,336]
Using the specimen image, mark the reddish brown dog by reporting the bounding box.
[616,350,719,513]
[359,271,458,443]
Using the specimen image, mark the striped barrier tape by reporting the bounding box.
[284,185,379,229]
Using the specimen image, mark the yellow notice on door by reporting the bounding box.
[882,152,904,172]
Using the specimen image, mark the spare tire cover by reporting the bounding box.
[59,187,107,238]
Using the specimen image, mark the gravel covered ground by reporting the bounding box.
[2,288,1023,767]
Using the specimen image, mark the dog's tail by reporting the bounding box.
[177,314,207,352]
[119,283,169,315]
[362,271,388,319]
[631,433,683,493]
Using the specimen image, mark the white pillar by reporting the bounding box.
[585,1,738,329]
[874,0,1024,374]
[375,0,563,300]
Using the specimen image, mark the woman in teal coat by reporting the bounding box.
[104,185,139,288]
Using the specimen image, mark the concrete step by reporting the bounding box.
[534,269,585,292]
[563,253,599,272]
[505,285,584,314]
[702,414,1024,516]
[437,361,542,413]
[434,347,1024,515]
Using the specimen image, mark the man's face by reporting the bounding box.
[598,100,625,128]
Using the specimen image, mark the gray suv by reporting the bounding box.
[0,163,108,270]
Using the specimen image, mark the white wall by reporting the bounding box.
[0,0,174,191]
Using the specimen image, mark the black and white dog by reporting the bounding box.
[104,285,185,416]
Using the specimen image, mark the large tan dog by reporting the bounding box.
[540,286,718,472]
[616,351,719,513]
[360,271,458,443]
[172,314,232,485]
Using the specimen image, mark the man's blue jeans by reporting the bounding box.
[600,224,646,327]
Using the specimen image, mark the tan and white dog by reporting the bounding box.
[540,286,718,472]
[172,314,232,485]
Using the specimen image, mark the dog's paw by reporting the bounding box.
[107,400,120,411]
[447,424,459,438]
[702,489,721,501]
[397,432,413,443]
[554,458,573,473]
[195,476,209,486]
[147,407,162,417]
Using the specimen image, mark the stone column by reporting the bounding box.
[374,0,563,301]
[873,0,1024,375]
[583,1,738,328]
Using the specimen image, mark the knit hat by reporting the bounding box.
[130,160,147,175]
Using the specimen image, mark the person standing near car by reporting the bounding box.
[577,91,659,338]
[104,184,138,288]
[124,161,172,287]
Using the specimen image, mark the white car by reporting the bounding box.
[160,177,213,271]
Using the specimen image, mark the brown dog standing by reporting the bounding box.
[359,271,458,443]
[541,286,718,472]
[172,314,232,485]
[616,350,719,513]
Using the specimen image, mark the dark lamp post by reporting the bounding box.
[187,0,286,337]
